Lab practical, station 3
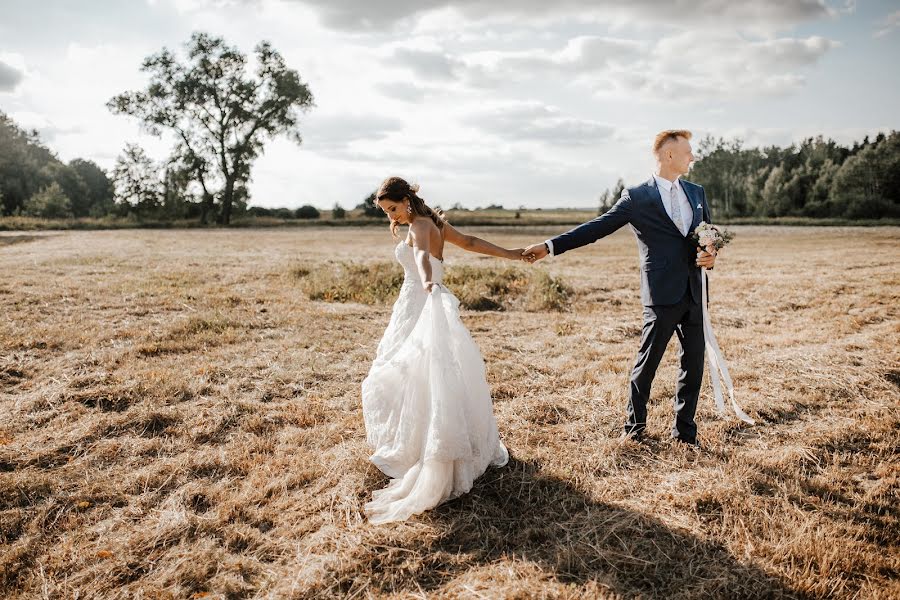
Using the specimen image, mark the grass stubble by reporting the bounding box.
[0,225,898,599]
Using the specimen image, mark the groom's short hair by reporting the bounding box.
[653,129,692,154]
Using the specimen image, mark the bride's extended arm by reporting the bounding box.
[443,222,523,260]
[409,220,435,292]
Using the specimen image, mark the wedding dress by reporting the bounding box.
[361,239,509,524]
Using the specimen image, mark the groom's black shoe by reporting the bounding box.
[671,436,700,449]
[622,422,645,440]
[620,429,645,443]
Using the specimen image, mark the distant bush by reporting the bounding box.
[332,204,346,219]
[293,261,570,311]
[356,191,380,217]
[296,205,320,219]
[23,183,73,219]
[245,206,296,219]
[246,206,274,217]
[272,207,295,219]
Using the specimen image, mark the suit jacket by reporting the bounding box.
[550,176,711,306]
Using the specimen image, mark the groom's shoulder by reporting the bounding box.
[680,178,704,193]
[626,177,655,196]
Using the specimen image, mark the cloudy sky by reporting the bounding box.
[1,0,898,209]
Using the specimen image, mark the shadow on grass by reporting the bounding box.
[0,234,49,247]
[337,457,803,599]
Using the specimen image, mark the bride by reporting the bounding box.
[361,176,523,524]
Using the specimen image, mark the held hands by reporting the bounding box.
[521,242,549,264]
[507,247,531,262]
[696,246,717,269]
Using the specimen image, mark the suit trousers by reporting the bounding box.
[625,287,705,443]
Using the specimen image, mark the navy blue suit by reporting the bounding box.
[550,177,711,442]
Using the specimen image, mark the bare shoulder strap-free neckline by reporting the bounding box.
[405,224,444,262]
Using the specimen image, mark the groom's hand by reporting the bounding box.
[696,248,717,269]
[522,242,549,263]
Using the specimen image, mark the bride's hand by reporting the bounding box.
[424,281,435,293]
[507,248,528,261]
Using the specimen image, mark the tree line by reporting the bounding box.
[599,132,900,219]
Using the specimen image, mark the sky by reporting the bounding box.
[1,0,898,210]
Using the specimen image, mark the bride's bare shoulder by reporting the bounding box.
[409,217,438,237]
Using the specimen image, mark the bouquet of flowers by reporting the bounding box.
[692,221,734,254]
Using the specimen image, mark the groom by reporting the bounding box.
[522,130,717,446]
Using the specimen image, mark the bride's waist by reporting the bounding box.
[402,277,444,286]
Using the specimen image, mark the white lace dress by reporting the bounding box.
[361,240,509,524]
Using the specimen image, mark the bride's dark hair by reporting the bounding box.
[376,176,446,239]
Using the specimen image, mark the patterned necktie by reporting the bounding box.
[670,183,685,236]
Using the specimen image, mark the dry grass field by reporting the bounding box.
[1,225,898,599]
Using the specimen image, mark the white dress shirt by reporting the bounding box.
[544,175,694,256]
[653,174,692,236]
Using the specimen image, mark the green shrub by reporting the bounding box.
[23,182,73,219]
[295,205,320,219]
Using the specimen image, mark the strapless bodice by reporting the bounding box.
[395,240,444,284]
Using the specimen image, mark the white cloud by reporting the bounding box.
[290,0,832,32]
[463,102,616,146]
[443,32,839,102]
[8,42,169,165]
[458,36,645,88]
[874,10,900,38]
[0,60,25,93]
[608,33,840,100]
[6,111,84,142]
[391,47,465,81]
[300,113,405,153]
[374,81,428,103]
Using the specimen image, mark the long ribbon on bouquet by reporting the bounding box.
[701,267,755,424]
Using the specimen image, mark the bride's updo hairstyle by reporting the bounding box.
[376,176,446,239]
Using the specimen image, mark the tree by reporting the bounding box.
[169,142,216,223]
[831,132,900,219]
[45,162,89,217]
[108,32,314,225]
[760,166,790,217]
[23,182,73,219]
[598,178,625,213]
[0,112,58,215]
[332,203,346,219]
[159,163,199,220]
[69,159,115,217]
[357,191,380,217]
[597,189,611,214]
[296,205,320,219]
[112,144,162,215]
